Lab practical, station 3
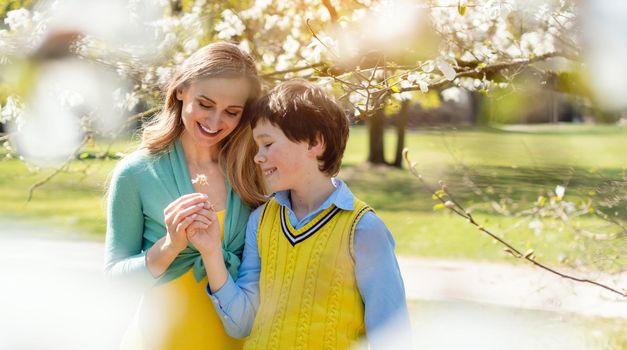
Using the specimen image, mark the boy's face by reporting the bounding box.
[252,120,321,193]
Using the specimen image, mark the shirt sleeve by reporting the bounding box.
[354,211,413,349]
[103,159,155,287]
[206,204,263,338]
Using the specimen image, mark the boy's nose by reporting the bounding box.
[254,152,265,164]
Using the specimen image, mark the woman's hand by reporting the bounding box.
[163,193,211,253]
[186,202,229,293]
[186,202,222,257]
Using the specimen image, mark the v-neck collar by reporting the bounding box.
[280,204,341,246]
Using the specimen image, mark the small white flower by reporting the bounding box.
[528,219,543,235]
[173,52,186,64]
[215,9,245,40]
[555,185,566,199]
[441,87,462,103]
[436,57,457,81]
[158,33,177,52]
[0,96,22,123]
[418,81,429,93]
[392,80,413,101]
[183,38,199,54]
[238,40,251,54]
[191,174,209,186]
[156,66,173,86]
[282,35,300,55]
[58,89,85,109]
[422,60,435,73]
[5,8,31,31]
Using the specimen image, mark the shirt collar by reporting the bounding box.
[273,178,355,212]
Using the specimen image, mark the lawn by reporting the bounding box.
[1,125,625,271]
[343,125,626,271]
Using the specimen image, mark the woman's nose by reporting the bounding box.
[204,111,221,128]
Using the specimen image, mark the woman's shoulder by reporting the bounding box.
[112,148,166,179]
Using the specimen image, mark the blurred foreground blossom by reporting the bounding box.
[9,59,128,166]
[0,225,139,350]
[2,0,166,167]
[582,0,627,110]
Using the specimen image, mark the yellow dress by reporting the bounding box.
[121,210,243,350]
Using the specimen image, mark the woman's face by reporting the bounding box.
[176,77,250,149]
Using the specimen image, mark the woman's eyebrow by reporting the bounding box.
[199,95,244,109]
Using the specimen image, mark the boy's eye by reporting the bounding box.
[199,102,212,109]
[264,143,273,148]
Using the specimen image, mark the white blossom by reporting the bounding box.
[5,9,31,31]
[58,89,85,109]
[158,32,177,52]
[555,185,566,199]
[215,9,245,40]
[392,80,413,101]
[528,219,543,235]
[441,87,462,103]
[113,89,139,112]
[282,35,300,55]
[436,57,456,81]
[156,66,173,86]
[0,96,23,124]
[183,38,199,54]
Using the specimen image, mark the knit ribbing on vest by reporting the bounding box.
[245,199,371,350]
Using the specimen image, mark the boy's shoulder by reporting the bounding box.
[247,195,276,226]
[343,187,387,231]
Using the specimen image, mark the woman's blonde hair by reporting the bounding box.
[140,42,266,207]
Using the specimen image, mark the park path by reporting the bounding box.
[397,256,627,319]
[0,228,625,349]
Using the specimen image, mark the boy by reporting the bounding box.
[190,80,412,349]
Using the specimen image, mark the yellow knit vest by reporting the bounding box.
[244,198,371,350]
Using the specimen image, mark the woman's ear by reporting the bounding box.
[175,87,184,101]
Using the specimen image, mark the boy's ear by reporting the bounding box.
[308,133,326,157]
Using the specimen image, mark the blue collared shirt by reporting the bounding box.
[207,179,412,348]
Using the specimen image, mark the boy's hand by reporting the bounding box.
[186,202,222,256]
[163,193,209,253]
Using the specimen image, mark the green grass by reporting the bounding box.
[341,124,627,271]
[0,125,625,271]
[0,138,138,240]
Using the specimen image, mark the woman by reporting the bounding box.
[104,42,265,349]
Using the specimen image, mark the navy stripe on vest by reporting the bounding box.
[280,205,342,246]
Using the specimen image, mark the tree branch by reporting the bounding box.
[261,63,325,78]
[403,149,627,298]
[400,52,566,93]
[321,0,339,23]
[26,135,90,203]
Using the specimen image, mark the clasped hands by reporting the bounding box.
[163,193,222,256]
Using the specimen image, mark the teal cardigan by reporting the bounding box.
[104,139,252,287]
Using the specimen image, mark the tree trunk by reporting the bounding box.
[393,100,410,168]
[367,109,386,164]
[468,91,483,125]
